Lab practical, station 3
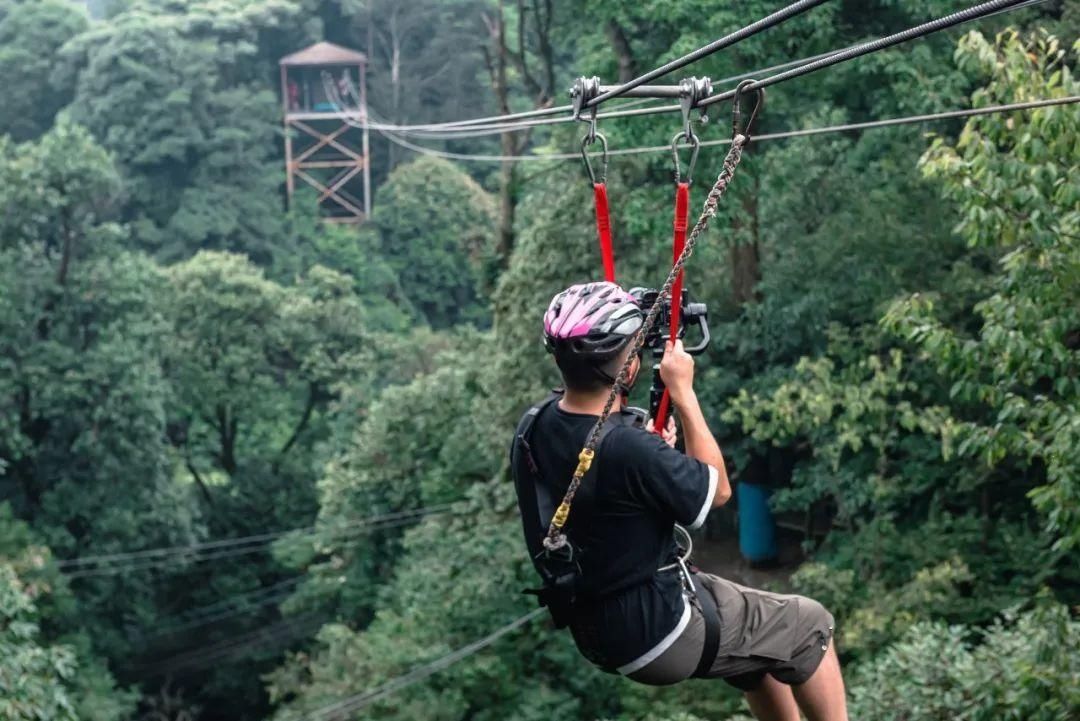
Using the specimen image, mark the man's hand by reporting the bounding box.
[646,415,678,448]
[659,339,695,404]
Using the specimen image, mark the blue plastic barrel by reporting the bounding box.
[737,481,777,563]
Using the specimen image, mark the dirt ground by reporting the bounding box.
[690,516,806,592]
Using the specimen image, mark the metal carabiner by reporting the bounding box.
[732,79,765,141]
[580,131,608,185]
[670,131,700,185]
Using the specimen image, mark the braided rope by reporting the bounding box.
[543,132,749,551]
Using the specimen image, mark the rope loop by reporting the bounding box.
[733,79,766,141]
[670,131,701,185]
[580,131,609,185]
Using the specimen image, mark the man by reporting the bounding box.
[510,281,848,721]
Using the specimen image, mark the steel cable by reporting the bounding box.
[293,609,546,720]
[366,96,1078,163]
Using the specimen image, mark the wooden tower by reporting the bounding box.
[280,42,371,223]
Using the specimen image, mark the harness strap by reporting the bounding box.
[652,181,690,434]
[691,573,720,678]
[593,182,616,282]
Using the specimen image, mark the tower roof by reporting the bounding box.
[280,41,366,67]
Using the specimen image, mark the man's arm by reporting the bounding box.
[659,340,732,508]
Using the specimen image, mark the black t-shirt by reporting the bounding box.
[512,399,716,672]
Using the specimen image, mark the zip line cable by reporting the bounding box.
[357,0,827,132]
[587,0,830,108]
[294,609,546,721]
[367,96,1078,164]
[345,0,1047,136]
[701,0,1036,107]
[60,505,453,578]
[706,0,1050,90]
[360,98,656,139]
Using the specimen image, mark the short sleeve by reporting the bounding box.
[613,427,718,530]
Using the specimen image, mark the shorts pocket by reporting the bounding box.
[738,591,797,661]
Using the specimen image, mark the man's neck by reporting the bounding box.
[559,388,622,416]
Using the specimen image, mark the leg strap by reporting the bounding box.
[691,574,720,678]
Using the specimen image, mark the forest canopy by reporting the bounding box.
[0,1,1077,720]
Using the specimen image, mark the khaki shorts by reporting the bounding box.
[627,573,834,689]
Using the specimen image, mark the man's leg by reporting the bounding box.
[791,643,848,721]
[743,675,800,721]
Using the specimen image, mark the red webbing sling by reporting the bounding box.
[594,182,616,282]
[651,181,690,434]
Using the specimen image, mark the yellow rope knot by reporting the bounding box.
[552,502,571,529]
[574,448,595,476]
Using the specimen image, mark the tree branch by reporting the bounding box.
[185,454,216,509]
[605,19,636,83]
[277,382,318,461]
[215,404,237,476]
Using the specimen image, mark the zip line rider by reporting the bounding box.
[511,281,849,721]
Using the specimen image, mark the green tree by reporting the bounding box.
[58,0,315,263]
[0,506,137,721]
[0,562,80,721]
[848,601,1080,721]
[887,30,1080,550]
[0,0,88,142]
[721,29,1078,660]
[371,156,497,328]
[0,124,202,663]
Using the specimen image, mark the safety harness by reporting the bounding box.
[511,391,720,677]
[510,390,631,629]
[520,79,762,677]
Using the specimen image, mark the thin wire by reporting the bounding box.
[323,0,828,133]
[366,96,1079,163]
[133,577,305,642]
[702,0,1035,106]
[65,512,447,579]
[361,99,657,138]
[295,609,546,720]
[588,0,831,107]
[139,614,325,678]
[57,504,452,570]
[62,507,453,579]
[356,0,1045,138]
[62,509,442,578]
[708,0,1048,87]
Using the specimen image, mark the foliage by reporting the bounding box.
[0,0,89,142]
[58,0,315,263]
[718,30,1079,668]
[1,2,1077,720]
[0,511,138,721]
[0,562,80,721]
[848,601,1080,721]
[0,125,203,663]
[370,157,497,328]
[886,30,1080,550]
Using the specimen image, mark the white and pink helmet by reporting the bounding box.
[543,281,643,360]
